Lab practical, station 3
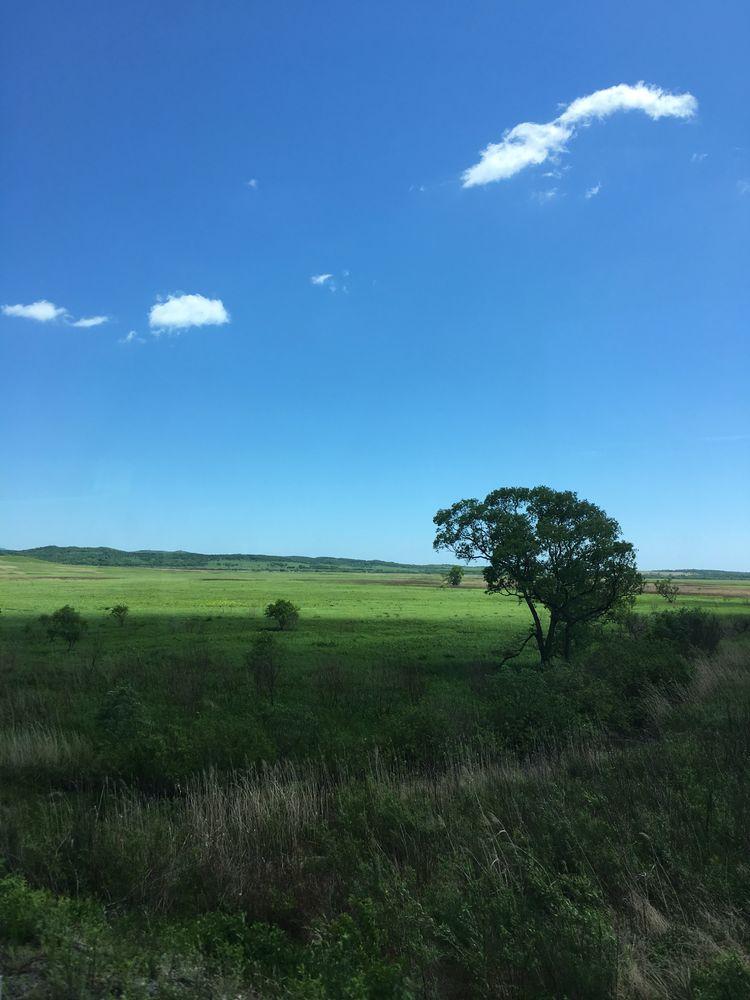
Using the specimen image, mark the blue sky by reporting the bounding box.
[2,0,748,568]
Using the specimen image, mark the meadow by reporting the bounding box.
[1,553,749,998]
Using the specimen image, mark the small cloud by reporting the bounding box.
[2,299,67,322]
[462,82,697,187]
[738,179,750,196]
[148,293,230,332]
[691,152,708,163]
[246,178,258,189]
[119,330,144,344]
[71,315,109,328]
[585,182,602,199]
[409,184,427,192]
[310,273,335,289]
[532,188,558,204]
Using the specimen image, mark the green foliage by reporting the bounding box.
[649,607,722,654]
[444,565,464,587]
[43,603,87,649]
[434,486,643,662]
[109,603,129,625]
[265,597,300,630]
[0,872,51,944]
[693,951,750,999]
[654,576,680,602]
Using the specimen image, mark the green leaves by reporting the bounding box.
[434,486,643,662]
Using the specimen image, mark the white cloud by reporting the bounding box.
[462,82,697,187]
[310,273,334,286]
[119,330,144,344]
[691,152,708,163]
[71,315,109,328]
[585,182,602,199]
[2,299,66,322]
[148,293,230,332]
[738,179,750,196]
[246,178,258,189]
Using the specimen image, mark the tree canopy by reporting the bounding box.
[433,486,643,663]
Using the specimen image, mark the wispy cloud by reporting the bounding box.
[70,315,109,328]
[585,182,602,199]
[149,293,230,332]
[2,299,67,322]
[691,152,708,163]
[119,330,144,344]
[532,188,558,204]
[246,178,258,189]
[462,82,697,187]
[310,274,334,286]
[738,179,750,196]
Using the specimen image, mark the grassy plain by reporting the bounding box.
[2,554,747,657]
[1,553,750,997]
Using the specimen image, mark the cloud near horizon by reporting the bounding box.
[148,293,230,332]
[462,82,697,188]
[2,300,67,322]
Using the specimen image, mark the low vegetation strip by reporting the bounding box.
[1,605,749,995]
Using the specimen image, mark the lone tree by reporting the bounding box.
[109,604,130,627]
[264,598,300,631]
[444,566,464,587]
[654,578,680,604]
[44,605,87,650]
[433,486,643,664]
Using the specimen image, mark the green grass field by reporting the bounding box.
[2,554,747,660]
[2,553,750,997]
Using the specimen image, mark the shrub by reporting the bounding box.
[654,577,680,603]
[649,608,722,655]
[264,598,300,631]
[43,605,87,650]
[109,604,129,626]
[0,872,51,944]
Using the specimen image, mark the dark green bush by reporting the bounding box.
[649,607,722,655]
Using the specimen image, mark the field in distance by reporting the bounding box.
[1,553,748,670]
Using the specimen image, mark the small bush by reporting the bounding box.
[264,599,300,631]
[0,872,51,944]
[649,608,722,655]
[43,605,87,650]
[109,604,129,626]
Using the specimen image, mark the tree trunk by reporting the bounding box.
[523,593,546,663]
[542,616,558,664]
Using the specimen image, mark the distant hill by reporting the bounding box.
[0,545,466,575]
[1,547,745,578]
[642,569,750,580]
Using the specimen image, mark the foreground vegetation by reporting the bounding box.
[1,554,749,997]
